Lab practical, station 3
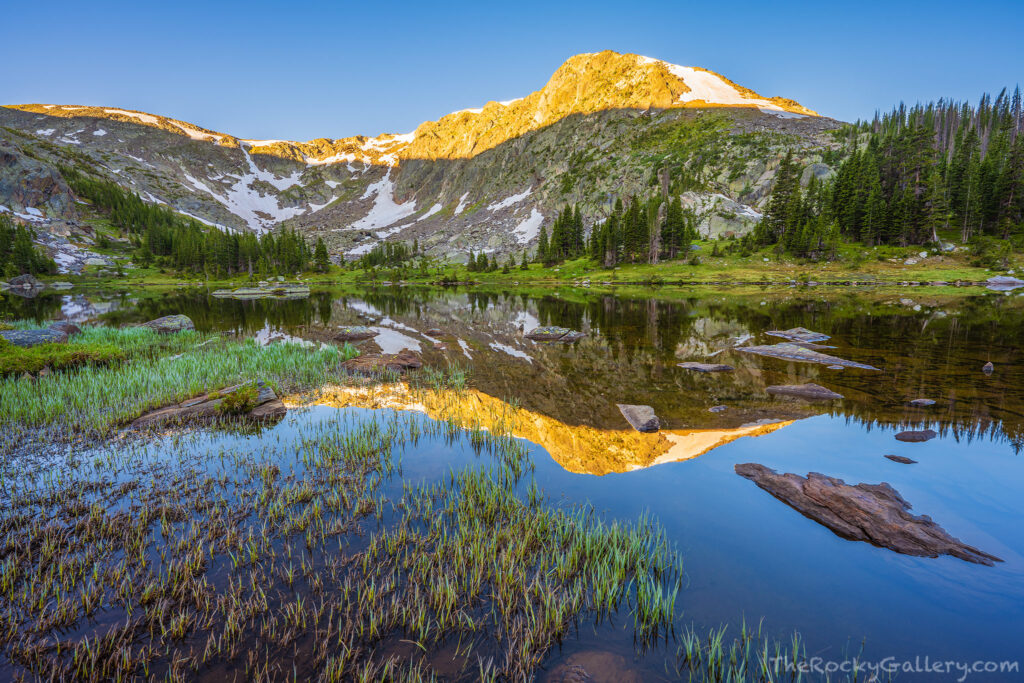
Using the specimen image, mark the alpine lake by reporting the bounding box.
[1,283,1022,682]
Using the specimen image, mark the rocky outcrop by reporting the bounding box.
[341,349,423,375]
[333,325,378,342]
[48,321,81,337]
[140,315,195,334]
[0,141,77,219]
[130,381,285,428]
[525,326,584,342]
[616,404,660,432]
[737,343,880,370]
[766,383,843,401]
[735,463,1002,565]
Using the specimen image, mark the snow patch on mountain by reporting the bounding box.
[512,208,544,244]
[487,187,532,211]
[348,171,418,231]
[104,109,158,125]
[454,193,470,215]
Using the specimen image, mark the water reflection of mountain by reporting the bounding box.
[8,285,1022,451]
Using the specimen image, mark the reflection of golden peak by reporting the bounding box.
[305,384,793,476]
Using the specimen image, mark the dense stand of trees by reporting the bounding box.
[755,90,1024,255]
[0,214,56,278]
[584,195,697,268]
[62,169,320,276]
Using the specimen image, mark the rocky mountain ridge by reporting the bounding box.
[1,50,842,269]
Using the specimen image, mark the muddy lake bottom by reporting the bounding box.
[2,285,1024,680]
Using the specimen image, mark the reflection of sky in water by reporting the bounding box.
[10,287,1024,667]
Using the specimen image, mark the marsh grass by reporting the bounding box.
[0,325,358,437]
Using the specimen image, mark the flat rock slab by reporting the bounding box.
[678,362,734,372]
[985,275,1024,291]
[764,327,831,343]
[885,455,918,464]
[737,343,880,371]
[735,463,1001,565]
[0,328,68,347]
[766,383,844,401]
[130,381,285,429]
[140,315,195,334]
[895,429,938,443]
[525,326,584,342]
[212,284,310,299]
[342,349,423,376]
[709,405,729,413]
[616,404,660,432]
[908,398,936,407]
[334,325,378,342]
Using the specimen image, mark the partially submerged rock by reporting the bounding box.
[735,463,1002,565]
[982,362,994,375]
[895,429,937,443]
[0,328,68,347]
[985,275,1024,291]
[908,398,936,407]
[766,383,844,401]
[708,405,728,413]
[130,381,285,429]
[140,314,195,334]
[212,283,310,299]
[525,326,584,342]
[678,361,734,372]
[885,455,918,464]
[737,343,880,371]
[7,274,43,290]
[333,325,378,342]
[341,348,423,376]
[616,404,660,432]
[764,327,831,343]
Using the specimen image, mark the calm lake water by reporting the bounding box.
[5,284,1024,678]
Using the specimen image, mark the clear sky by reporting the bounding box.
[2,0,1021,140]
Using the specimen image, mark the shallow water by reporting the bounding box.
[6,284,1024,678]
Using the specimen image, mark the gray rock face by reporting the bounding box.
[895,429,938,443]
[0,328,68,347]
[737,343,880,371]
[0,141,77,219]
[130,380,285,429]
[525,326,584,342]
[764,327,830,343]
[678,361,734,372]
[616,404,660,432]
[766,383,844,401]
[140,315,195,334]
[735,463,1002,565]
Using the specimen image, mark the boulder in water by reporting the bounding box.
[908,398,935,407]
[342,348,423,376]
[8,274,43,290]
[678,361,734,372]
[737,343,880,371]
[616,404,660,432]
[333,325,377,342]
[764,327,831,343]
[766,383,843,401]
[982,362,994,375]
[885,455,918,464]
[130,380,285,429]
[140,314,195,334]
[895,429,937,443]
[525,326,584,342]
[735,463,1002,565]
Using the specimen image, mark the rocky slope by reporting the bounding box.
[0,50,843,267]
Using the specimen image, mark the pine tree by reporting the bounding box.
[314,238,330,272]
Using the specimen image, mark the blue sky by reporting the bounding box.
[2,0,1021,140]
